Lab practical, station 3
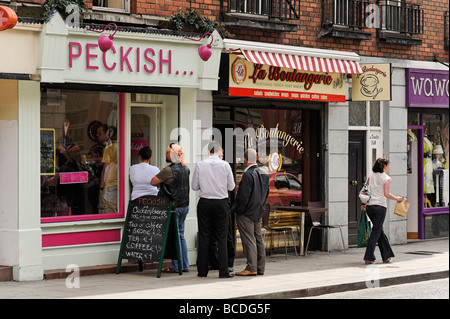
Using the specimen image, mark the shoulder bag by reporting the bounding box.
[359,178,371,204]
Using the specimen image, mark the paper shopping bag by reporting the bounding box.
[394,200,410,218]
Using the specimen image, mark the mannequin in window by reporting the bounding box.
[423,130,434,208]
[443,123,449,170]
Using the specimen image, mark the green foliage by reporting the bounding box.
[42,0,87,21]
[170,8,231,37]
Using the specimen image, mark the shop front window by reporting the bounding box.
[233,107,321,205]
[220,106,322,252]
[40,89,120,219]
[423,113,449,209]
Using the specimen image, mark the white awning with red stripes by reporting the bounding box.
[224,39,363,75]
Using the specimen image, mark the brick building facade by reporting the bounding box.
[1,1,448,280]
[7,0,449,62]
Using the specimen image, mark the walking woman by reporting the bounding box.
[363,158,404,264]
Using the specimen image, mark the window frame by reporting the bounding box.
[92,0,130,14]
[40,91,126,224]
[349,99,383,175]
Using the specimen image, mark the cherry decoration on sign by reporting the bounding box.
[0,6,18,31]
[87,23,118,52]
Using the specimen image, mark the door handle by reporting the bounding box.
[351,180,358,186]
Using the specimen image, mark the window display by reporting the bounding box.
[423,113,449,208]
[216,105,322,252]
[234,107,305,189]
[40,89,119,219]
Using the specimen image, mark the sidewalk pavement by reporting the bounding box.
[0,238,448,299]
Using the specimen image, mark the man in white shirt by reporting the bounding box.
[191,141,235,278]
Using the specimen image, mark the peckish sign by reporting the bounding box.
[228,54,346,102]
[69,42,175,75]
[38,13,222,90]
[66,39,198,86]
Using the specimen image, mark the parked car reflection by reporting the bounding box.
[266,172,302,211]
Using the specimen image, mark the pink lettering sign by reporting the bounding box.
[68,42,172,75]
[69,42,82,68]
[60,172,89,184]
[131,140,147,155]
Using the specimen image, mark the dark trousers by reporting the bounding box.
[197,198,230,277]
[208,210,236,269]
[364,205,395,262]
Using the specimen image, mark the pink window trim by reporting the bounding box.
[41,92,126,224]
[42,229,121,247]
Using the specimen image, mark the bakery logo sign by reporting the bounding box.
[229,55,346,102]
[352,64,391,101]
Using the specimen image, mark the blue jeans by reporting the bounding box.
[170,206,190,271]
[363,205,395,262]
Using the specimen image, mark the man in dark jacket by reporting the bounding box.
[232,148,270,276]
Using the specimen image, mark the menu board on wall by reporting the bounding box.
[40,128,55,175]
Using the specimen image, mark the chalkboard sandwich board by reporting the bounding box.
[116,195,182,278]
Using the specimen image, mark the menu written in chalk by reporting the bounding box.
[121,196,176,262]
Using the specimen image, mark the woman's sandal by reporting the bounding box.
[364,260,375,265]
[383,258,392,264]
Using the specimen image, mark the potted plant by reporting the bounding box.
[42,0,87,22]
[170,8,231,37]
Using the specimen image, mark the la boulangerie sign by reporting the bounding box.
[406,69,449,108]
[352,64,391,101]
[228,54,346,102]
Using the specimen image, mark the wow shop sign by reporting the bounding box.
[406,69,449,108]
[228,54,346,102]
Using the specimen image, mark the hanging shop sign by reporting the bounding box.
[228,54,346,102]
[352,64,391,101]
[406,69,449,108]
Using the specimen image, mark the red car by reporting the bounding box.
[265,172,302,210]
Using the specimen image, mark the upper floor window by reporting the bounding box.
[229,0,270,15]
[225,0,300,21]
[379,0,422,34]
[322,0,370,30]
[93,0,130,12]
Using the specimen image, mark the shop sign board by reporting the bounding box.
[66,39,200,88]
[228,54,346,102]
[352,64,391,101]
[406,69,449,108]
[38,13,222,90]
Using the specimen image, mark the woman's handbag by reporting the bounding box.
[359,179,371,204]
[357,209,371,248]
[394,199,410,217]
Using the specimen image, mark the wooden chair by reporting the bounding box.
[262,207,298,259]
